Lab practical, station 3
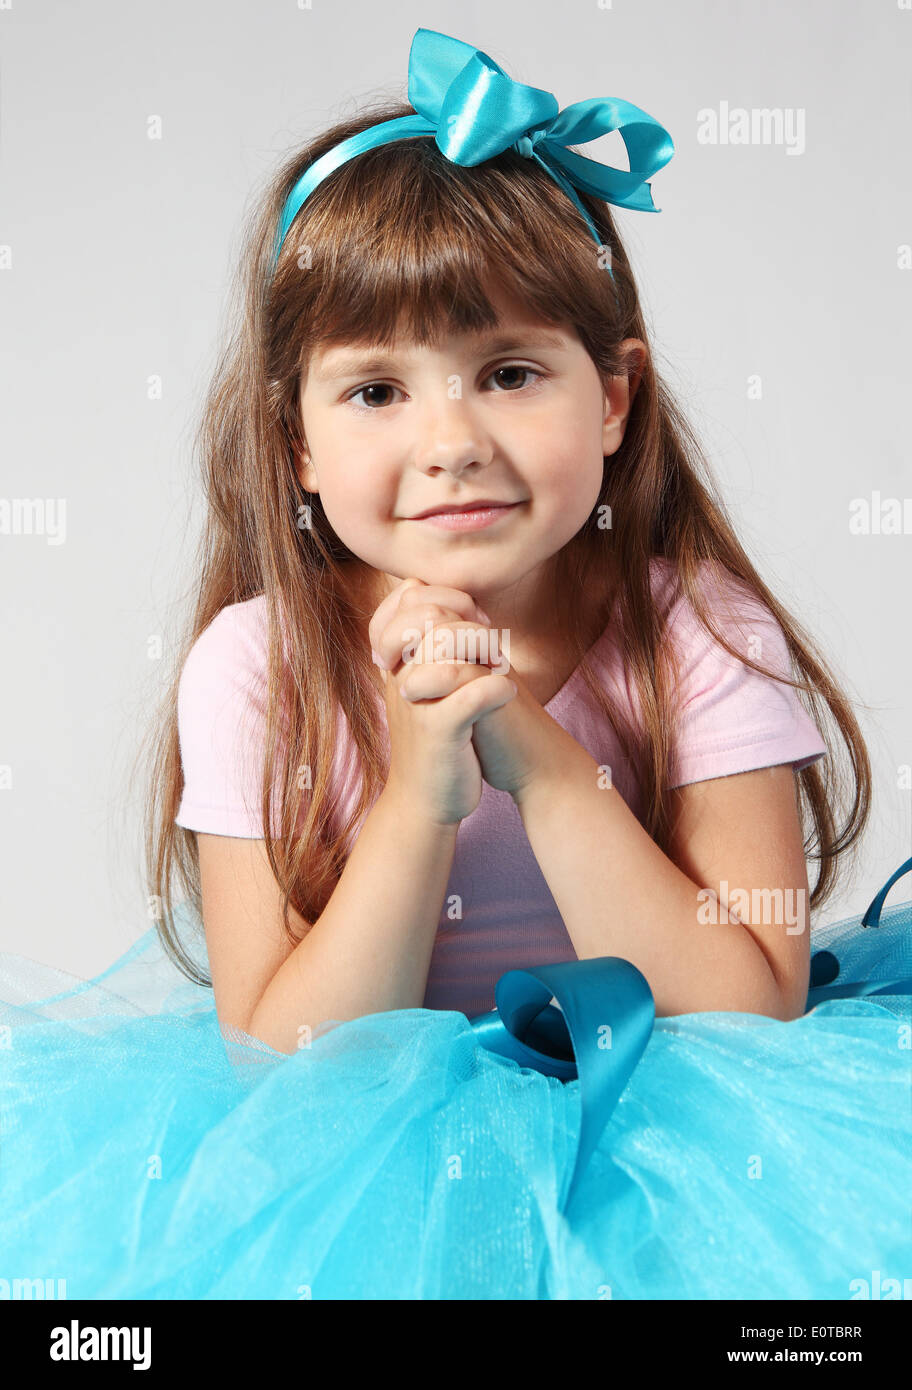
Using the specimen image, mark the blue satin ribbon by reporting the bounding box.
[468,857,912,1212]
[273,26,675,270]
[805,853,912,1007]
[469,956,654,1211]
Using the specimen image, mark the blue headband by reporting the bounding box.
[272,27,674,274]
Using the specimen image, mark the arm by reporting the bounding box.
[512,728,811,1021]
[201,784,458,1056]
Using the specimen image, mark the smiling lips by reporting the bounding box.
[409,502,522,531]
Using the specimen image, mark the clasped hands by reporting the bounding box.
[368,576,562,802]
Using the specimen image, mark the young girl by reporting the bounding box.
[157,31,857,1053]
[2,27,909,1301]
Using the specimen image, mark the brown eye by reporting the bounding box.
[351,383,398,409]
[485,365,546,393]
[492,366,530,390]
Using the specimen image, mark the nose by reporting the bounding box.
[411,395,495,477]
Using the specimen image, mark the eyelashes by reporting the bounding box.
[344,364,548,414]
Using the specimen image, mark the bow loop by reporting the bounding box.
[436,56,559,165]
[543,95,675,211]
[470,955,656,1213]
[406,26,480,117]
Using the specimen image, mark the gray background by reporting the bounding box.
[1,0,909,975]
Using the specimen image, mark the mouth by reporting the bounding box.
[408,499,522,520]
[407,502,523,532]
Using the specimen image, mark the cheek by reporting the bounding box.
[532,439,605,512]
[319,459,398,524]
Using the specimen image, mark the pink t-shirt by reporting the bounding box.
[175,558,827,1017]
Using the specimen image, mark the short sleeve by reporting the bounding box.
[665,567,827,789]
[174,598,280,838]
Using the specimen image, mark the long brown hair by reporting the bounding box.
[136,98,872,986]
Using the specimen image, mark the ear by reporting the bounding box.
[602,339,647,457]
[296,446,318,493]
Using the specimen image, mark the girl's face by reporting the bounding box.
[296,282,644,616]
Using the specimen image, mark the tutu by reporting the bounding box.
[1,862,910,1301]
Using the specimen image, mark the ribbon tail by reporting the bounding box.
[531,150,607,248]
[547,142,664,212]
[805,976,912,1008]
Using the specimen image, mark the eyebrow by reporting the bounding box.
[312,331,568,383]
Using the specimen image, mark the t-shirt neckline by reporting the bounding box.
[542,619,613,718]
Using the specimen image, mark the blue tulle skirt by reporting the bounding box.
[1,881,910,1300]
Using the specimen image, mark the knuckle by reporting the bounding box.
[417,602,451,624]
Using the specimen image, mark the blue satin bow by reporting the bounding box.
[468,856,912,1214]
[273,26,675,269]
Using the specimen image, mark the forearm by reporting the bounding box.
[514,738,787,1019]
[248,786,458,1053]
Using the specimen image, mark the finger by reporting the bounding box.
[398,659,493,702]
[374,602,460,671]
[430,670,519,738]
[397,584,488,622]
[392,616,503,673]
[368,577,427,660]
[388,604,469,666]
[372,589,490,668]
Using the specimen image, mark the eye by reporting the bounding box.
[347,382,402,411]
[484,364,545,393]
[343,363,547,413]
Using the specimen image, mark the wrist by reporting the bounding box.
[379,779,463,835]
[511,751,560,816]
[511,724,586,816]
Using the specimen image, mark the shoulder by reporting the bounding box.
[176,596,279,760]
[647,556,787,668]
[649,561,827,782]
[648,554,768,624]
[178,596,270,704]
[182,594,269,669]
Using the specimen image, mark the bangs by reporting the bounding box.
[272,137,621,376]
